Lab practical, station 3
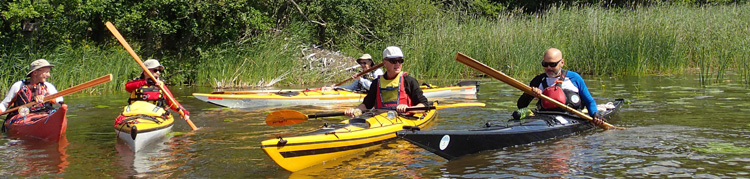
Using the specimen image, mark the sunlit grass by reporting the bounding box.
[396,4,750,84]
[3,4,749,91]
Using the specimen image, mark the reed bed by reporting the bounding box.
[3,4,749,91]
[395,4,750,84]
[0,44,138,95]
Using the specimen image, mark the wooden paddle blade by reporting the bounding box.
[266,110,309,127]
[435,103,486,109]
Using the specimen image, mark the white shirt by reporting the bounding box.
[0,80,62,112]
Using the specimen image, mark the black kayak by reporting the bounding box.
[397,99,624,160]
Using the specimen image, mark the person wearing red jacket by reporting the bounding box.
[125,59,189,117]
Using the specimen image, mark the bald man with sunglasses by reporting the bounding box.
[517,48,604,121]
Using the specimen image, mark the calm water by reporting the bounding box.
[1,75,749,178]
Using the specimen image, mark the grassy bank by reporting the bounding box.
[0,43,138,95]
[395,4,749,84]
[2,4,749,95]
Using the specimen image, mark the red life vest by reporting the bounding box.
[375,72,411,109]
[542,72,567,109]
[128,85,166,107]
[10,80,52,113]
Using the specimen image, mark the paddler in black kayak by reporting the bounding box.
[345,46,429,116]
[516,48,606,125]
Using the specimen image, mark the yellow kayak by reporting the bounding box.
[194,81,478,108]
[114,101,174,152]
[260,103,439,172]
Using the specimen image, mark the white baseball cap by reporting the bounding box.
[383,46,404,59]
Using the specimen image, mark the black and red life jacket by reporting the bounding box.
[9,80,54,113]
[540,70,582,110]
[128,85,166,107]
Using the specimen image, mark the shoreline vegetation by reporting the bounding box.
[1,2,749,95]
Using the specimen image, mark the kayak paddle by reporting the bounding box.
[265,102,486,126]
[105,21,198,131]
[334,63,384,86]
[1,74,113,116]
[454,52,624,130]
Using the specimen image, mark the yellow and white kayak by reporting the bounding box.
[114,101,174,152]
[260,103,439,172]
[194,81,478,109]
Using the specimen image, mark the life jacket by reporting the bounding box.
[9,80,54,113]
[375,72,411,110]
[540,70,582,110]
[128,84,166,107]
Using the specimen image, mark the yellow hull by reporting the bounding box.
[193,81,479,109]
[260,107,439,172]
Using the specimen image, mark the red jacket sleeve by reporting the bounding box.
[125,79,148,93]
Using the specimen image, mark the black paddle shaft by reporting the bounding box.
[307,106,437,119]
[309,112,346,118]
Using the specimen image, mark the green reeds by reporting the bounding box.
[390,4,750,83]
[0,44,141,95]
[192,35,307,88]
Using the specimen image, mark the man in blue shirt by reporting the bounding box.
[517,48,605,121]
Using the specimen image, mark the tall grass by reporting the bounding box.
[4,4,749,92]
[394,4,750,84]
[192,35,308,88]
[0,44,139,96]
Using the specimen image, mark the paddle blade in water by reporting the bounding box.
[266,110,308,126]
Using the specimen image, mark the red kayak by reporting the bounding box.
[3,104,68,142]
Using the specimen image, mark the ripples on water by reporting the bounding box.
[1,75,749,178]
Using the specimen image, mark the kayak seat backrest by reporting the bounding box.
[457,81,480,87]
[349,118,370,128]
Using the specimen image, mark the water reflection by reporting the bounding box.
[0,137,69,177]
[1,75,749,177]
[113,135,196,178]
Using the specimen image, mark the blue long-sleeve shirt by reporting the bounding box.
[517,70,598,116]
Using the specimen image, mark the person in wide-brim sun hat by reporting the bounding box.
[1,59,63,113]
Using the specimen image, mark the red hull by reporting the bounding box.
[4,104,68,142]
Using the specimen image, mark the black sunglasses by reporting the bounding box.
[149,69,164,73]
[357,60,370,65]
[386,58,404,64]
[541,59,562,67]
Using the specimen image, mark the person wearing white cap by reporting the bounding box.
[345,46,428,116]
[124,59,190,117]
[1,59,63,114]
[332,54,384,92]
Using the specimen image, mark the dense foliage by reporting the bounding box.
[1,0,748,92]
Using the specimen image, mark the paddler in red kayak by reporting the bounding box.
[344,46,429,116]
[1,59,63,130]
[516,48,606,125]
[123,59,190,118]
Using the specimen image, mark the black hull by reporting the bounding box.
[397,99,623,160]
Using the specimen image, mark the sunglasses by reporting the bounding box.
[149,69,164,73]
[541,59,562,67]
[357,60,370,65]
[386,58,404,64]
